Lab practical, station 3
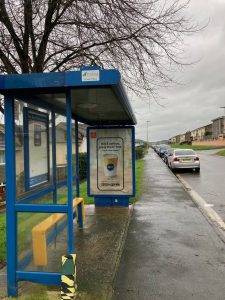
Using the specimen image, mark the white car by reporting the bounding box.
[168,149,200,172]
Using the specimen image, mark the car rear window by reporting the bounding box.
[160,145,170,150]
[175,149,195,156]
[168,149,174,154]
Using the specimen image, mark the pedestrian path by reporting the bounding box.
[112,149,225,300]
[0,206,131,299]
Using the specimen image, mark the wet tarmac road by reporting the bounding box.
[176,149,225,222]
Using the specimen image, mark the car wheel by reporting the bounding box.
[195,168,200,173]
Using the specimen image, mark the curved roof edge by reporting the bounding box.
[0,66,137,126]
[0,66,121,90]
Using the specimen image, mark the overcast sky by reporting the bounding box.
[131,0,225,142]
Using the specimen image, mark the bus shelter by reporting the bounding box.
[0,66,136,297]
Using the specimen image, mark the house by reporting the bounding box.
[169,134,181,144]
[191,128,198,141]
[168,136,176,144]
[175,134,181,144]
[185,131,192,144]
[179,133,186,144]
[212,116,225,139]
[204,123,213,139]
[196,126,206,141]
[78,123,87,153]
[191,124,213,141]
[135,139,145,147]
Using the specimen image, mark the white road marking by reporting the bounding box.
[176,174,225,232]
[204,204,214,207]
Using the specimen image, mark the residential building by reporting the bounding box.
[185,131,192,143]
[204,123,213,139]
[179,133,186,143]
[196,126,206,141]
[175,135,181,144]
[212,116,225,139]
[191,124,211,141]
[169,136,176,144]
[135,139,145,147]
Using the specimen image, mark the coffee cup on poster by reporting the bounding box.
[103,154,118,177]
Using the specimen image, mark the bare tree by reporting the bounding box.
[0,0,197,108]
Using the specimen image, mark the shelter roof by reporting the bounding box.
[0,66,136,126]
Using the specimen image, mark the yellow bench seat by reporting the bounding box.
[32,198,84,266]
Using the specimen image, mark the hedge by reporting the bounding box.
[78,152,87,180]
[135,145,145,160]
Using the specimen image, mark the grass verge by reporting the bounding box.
[0,213,6,263]
[130,159,145,203]
[171,143,225,151]
[215,149,225,156]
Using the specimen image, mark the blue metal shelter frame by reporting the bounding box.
[0,66,136,297]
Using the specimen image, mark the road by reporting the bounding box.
[176,149,225,222]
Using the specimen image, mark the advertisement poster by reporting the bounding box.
[27,109,49,187]
[88,127,134,196]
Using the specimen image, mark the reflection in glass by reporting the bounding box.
[17,212,68,272]
[27,109,49,188]
[15,100,52,198]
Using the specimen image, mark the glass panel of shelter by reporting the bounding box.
[15,99,53,201]
[13,95,77,272]
[14,98,77,204]
[17,211,68,273]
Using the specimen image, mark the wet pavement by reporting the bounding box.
[179,149,225,222]
[0,206,132,300]
[112,149,225,300]
[75,206,132,299]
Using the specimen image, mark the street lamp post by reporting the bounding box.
[220,106,225,116]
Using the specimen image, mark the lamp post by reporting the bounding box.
[220,106,225,115]
[146,121,150,148]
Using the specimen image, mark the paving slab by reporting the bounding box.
[112,149,225,300]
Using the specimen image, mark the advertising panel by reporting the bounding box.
[88,127,134,196]
[25,108,49,188]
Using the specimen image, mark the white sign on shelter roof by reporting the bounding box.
[82,70,100,82]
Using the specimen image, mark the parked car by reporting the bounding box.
[167,149,200,172]
[163,148,175,165]
[158,144,170,158]
[154,145,160,153]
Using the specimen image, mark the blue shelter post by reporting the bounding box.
[75,120,83,228]
[4,95,18,297]
[66,90,74,254]
[23,107,30,191]
[52,109,57,203]
[75,120,80,197]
